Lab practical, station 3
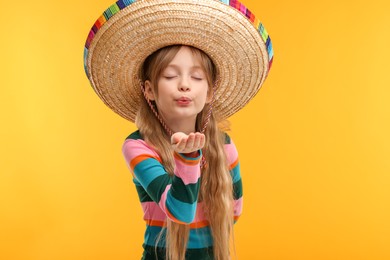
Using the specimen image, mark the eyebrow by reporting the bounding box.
[165,64,204,70]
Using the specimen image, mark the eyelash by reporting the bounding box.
[163,76,203,80]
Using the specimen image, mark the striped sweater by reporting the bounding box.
[122,130,243,259]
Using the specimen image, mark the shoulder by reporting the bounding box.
[122,130,159,159]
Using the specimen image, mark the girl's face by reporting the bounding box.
[145,46,211,125]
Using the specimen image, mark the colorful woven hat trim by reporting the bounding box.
[84,0,274,77]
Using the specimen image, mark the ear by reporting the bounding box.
[144,80,156,101]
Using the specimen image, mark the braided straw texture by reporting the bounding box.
[85,0,273,122]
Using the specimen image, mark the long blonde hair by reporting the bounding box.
[136,45,234,260]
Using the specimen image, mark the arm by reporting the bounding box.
[122,138,202,224]
[224,135,243,223]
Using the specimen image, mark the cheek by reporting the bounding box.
[197,90,209,104]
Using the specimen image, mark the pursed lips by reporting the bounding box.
[175,96,192,105]
[176,96,192,102]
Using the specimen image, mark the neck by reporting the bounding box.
[161,113,197,135]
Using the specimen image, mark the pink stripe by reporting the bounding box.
[141,197,241,223]
[142,201,208,224]
[224,142,239,165]
[158,184,171,214]
[234,197,243,216]
[122,139,160,164]
[239,3,247,15]
[192,202,207,222]
[174,161,200,185]
[141,201,166,221]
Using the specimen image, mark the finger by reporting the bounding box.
[176,136,188,151]
[192,133,201,150]
[185,133,195,151]
[171,135,180,145]
[198,134,206,149]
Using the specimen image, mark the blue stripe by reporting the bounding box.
[144,225,213,249]
[133,158,166,188]
[177,149,202,161]
[258,23,264,34]
[116,0,126,9]
[267,39,273,59]
[116,0,124,9]
[166,192,196,223]
[220,0,230,5]
[122,0,135,7]
[188,227,213,248]
[103,9,111,20]
[132,177,141,186]
[144,225,165,247]
[231,162,241,183]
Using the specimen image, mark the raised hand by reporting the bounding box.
[171,132,205,154]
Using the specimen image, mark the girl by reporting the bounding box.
[124,44,240,259]
[84,1,273,259]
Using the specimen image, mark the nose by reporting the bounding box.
[179,77,190,92]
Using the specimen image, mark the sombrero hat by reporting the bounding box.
[84,0,274,122]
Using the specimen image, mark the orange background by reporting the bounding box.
[1,0,390,259]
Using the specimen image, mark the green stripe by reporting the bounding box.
[233,179,243,199]
[170,176,200,204]
[142,245,214,260]
[146,174,172,203]
[126,130,143,140]
[224,132,231,144]
[109,3,120,15]
[135,185,153,203]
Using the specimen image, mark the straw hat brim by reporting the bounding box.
[84,0,273,122]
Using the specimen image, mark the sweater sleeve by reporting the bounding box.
[122,138,202,224]
[224,135,243,223]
